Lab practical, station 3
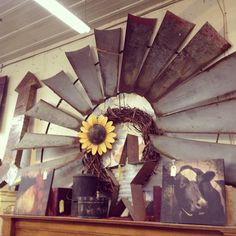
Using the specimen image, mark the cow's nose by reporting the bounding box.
[196,197,207,209]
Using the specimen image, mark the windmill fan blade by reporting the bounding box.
[156,99,236,133]
[53,157,83,188]
[119,14,156,93]
[147,22,231,102]
[66,46,104,104]
[95,28,121,97]
[154,52,236,115]
[19,151,82,174]
[135,11,195,96]
[15,133,80,150]
[150,135,236,184]
[26,100,82,131]
[43,71,91,115]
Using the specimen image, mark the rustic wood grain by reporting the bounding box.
[1,214,235,236]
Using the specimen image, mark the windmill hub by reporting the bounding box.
[88,124,106,145]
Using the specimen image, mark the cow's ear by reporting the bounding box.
[201,171,215,182]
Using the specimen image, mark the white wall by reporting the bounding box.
[1,0,236,161]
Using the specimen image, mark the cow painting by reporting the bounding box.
[161,159,225,225]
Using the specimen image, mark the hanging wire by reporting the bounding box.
[217,0,228,41]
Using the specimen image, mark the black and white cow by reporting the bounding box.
[173,165,225,225]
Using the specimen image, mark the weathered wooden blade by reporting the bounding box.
[154,52,236,115]
[147,22,231,102]
[95,28,121,97]
[43,71,91,115]
[150,135,236,184]
[135,11,195,96]
[14,133,80,150]
[66,46,104,104]
[119,14,156,93]
[156,99,236,134]
[26,99,82,131]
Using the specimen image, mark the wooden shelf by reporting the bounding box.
[1,214,236,236]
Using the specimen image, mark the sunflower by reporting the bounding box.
[78,114,116,156]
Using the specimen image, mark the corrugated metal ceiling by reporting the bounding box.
[0,0,171,65]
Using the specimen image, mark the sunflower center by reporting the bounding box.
[88,124,107,144]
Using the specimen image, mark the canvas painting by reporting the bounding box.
[14,168,54,216]
[161,159,225,225]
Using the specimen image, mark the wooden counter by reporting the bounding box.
[1,214,236,236]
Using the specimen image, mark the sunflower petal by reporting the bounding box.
[82,121,91,130]
[98,115,108,126]
[78,132,88,138]
[107,132,116,138]
[98,146,103,155]
[80,126,89,133]
[107,132,116,140]
[79,138,89,144]
[87,114,97,126]
[91,144,98,155]
[100,142,107,153]
[105,141,112,149]
[106,136,115,143]
[106,121,115,133]
[82,142,90,149]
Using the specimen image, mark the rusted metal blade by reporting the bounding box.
[95,28,121,97]
[154,52,236,115]
[150,135,236,184]
[156,99,236,134]
[66,46,104,104]
[43,71,91,115]
[53,157,83,188]
[147,22,231,102]
[17,151,83,188]
[14,133,80,150]
[26,99,82,131]
[119,14,156,93]
[0,76,8,121]
[135,11,195,96]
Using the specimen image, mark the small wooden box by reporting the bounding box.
[0,190,16,214]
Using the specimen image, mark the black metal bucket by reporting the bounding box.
[73,174,99,197]
[71,174,99,216]
[77,196,110,218]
